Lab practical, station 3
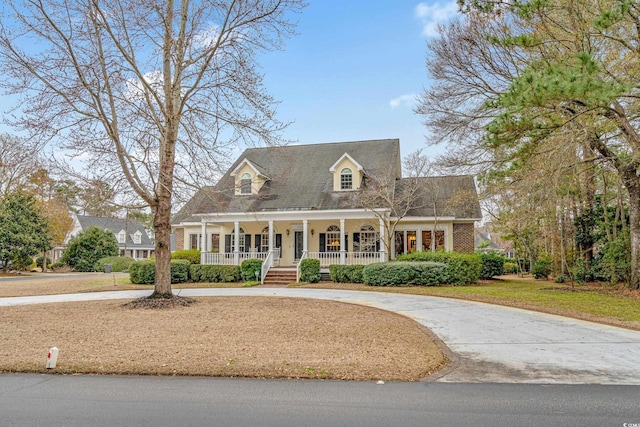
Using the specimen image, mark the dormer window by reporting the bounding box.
[117,230,126,244]
[131,230,142,244]
[340,168,353,190]
[240,173,252,194]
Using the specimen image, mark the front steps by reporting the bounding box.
[263,268,297,286]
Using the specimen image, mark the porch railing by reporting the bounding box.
[296,251,308,282]
[305,251,383,267]
[261,250,274,285]
[201,248,281,266]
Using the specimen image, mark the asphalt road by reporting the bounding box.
[1,374,638,427]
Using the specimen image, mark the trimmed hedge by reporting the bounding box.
[395,251,481,285]
[95,256,135,273]
[171,249,201,265]
[504,262,518,274]
[329,264,365,283]
[362,261,447,286]
[240,259,263,281]
[129,259,191,284]
[299,258,320,283]
[190,264,241,283]
[479,252,505,279]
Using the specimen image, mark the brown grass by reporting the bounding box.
[0,296,447,381]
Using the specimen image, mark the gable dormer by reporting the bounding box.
[131,230,142,244]
[117,229,126,244]
[230,158,269,195]
[329,153,364,191]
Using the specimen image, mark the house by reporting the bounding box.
[171,139,481,282]
[52,214,155,262]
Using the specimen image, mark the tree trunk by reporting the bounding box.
[626,180,640,290]
[153,198,173,297]
[42,249,47,273]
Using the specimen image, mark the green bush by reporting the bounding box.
[479,252,505,279]
[36,256,52,268]
[129,259,191,284]
[62,226,119,272]
[240,258,263,282]
[299,258,320,283]
[329,264,365,283]
[172,249,201,265]
[395,251,481,285]
[504,262,518,274]
[50,262,65,270]
[532,256,553,279]
[95,256,135,272]
[362,261,447,286]
[190,264,240,283]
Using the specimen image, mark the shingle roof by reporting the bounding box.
[76,215,154,247]
[171,139,480,223]
[399,175,482,219]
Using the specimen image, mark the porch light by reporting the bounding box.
[286,229,290,236]
[311,229,314,236]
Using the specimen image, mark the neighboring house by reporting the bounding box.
[474,230,502,252]
[171,139,482,278]
[52,214,155,262]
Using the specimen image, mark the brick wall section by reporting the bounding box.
[174,227,184,251]
[453,223,474,253]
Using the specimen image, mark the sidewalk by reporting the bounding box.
[2,287,640,384]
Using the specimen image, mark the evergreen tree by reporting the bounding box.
[62,226,119,272]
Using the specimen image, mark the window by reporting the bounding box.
[117,230,126,244]
[240,173,252,194]
[422,230,445,251]
[326,225,341,252]
[211,234,220,253]
[261,227,269,250]
[132,230,142,244]
[189,233,201,250]
[234,228,246,252]
[357,224,378,253]
[340,168,352,190]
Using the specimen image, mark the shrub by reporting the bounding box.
[95,256,135,272]
[240,258,263,282]
[504,262,519,274]
[62,226,119,272]
[299,258,320,283]
[190,264,240,283]
[50,262,65,270]
[362,261,447,286]
[129,259,191,284]
[532,256,553,279]
[329,264,365,283]
[36,256,52,268]
[479,252,505,279]
[395,251,481,285]
[172,249,201,265]
[11,252,34,271]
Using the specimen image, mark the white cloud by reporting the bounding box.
[389,94,416,109]
[415,1,459,37]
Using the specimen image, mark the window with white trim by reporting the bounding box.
[132,230,142,244]
[240,173,252,194]
[340,168,353,190]
[232,228,246,252]
[326,225,341,252]
[358,224,378,253]
[261,227,269,250]
[189,233,201,250]
[117,230,126,244]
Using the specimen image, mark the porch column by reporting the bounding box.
[234,221,240,265]
[268,220,274,253]
[379,219,387,262]
[340,219,346,264]
[201,221,207,251]
[417,227,423,252]
[303,220,309,256]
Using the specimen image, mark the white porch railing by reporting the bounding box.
[296,251,308,282]
[261,250,274,285]
[305,251,383,267]
[201,248,281,266]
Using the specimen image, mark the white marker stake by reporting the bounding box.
[46,347,59,369]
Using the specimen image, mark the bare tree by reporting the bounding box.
[0,133,41,198]
[356,149,433,257]
[0,0,304,297]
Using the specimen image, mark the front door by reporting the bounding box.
[294,231,304,261]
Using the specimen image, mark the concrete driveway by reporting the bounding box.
[2,288,640,384]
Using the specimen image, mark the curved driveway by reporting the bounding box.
[2,288,640,384]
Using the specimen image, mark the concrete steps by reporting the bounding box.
[263,268,297,286]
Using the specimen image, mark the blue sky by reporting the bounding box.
[260,0,459,158]
[0,1,460,161]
